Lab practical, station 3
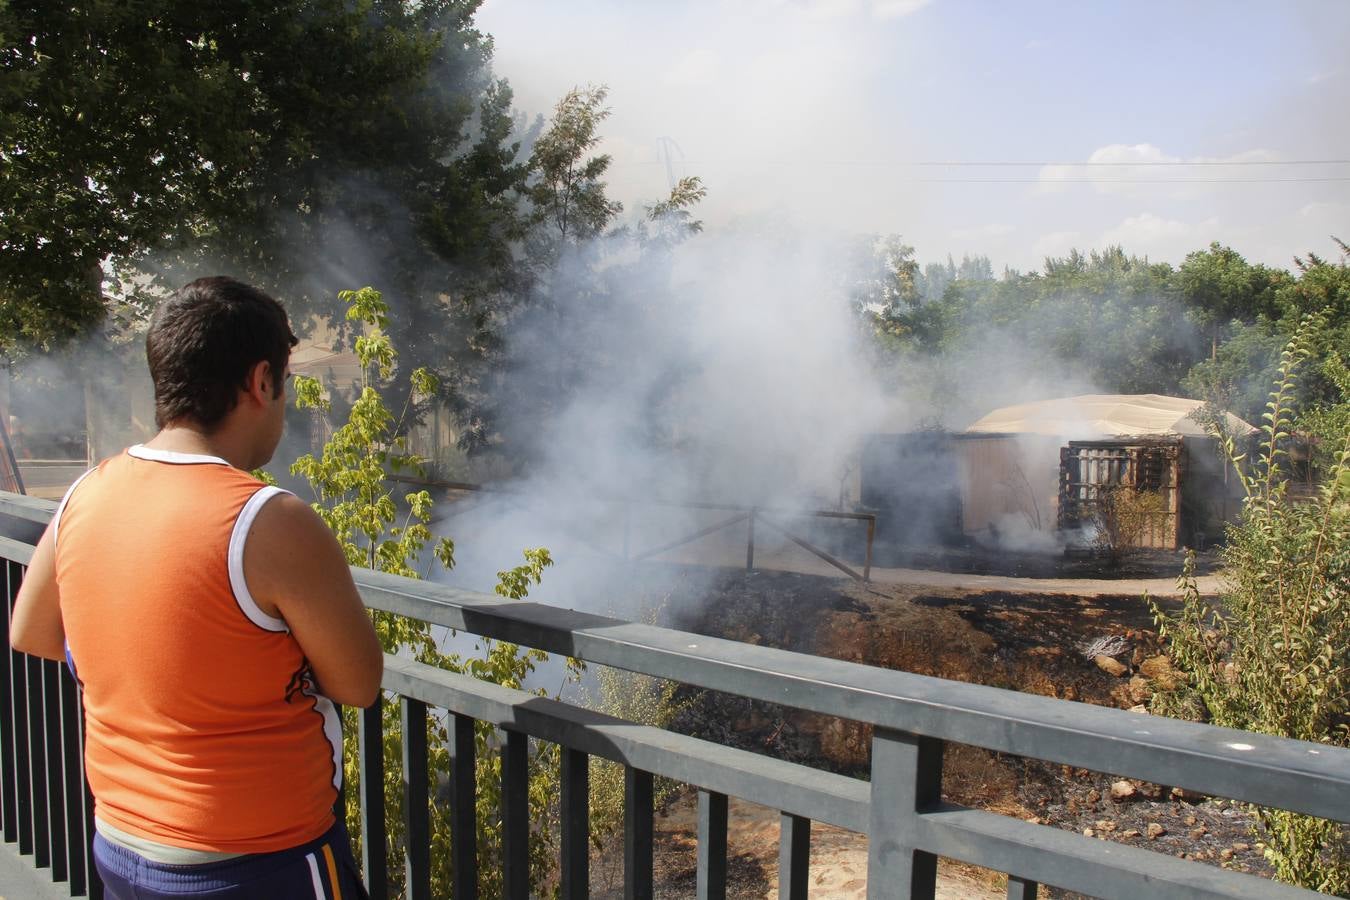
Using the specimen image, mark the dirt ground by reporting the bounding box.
[601,560,1275,899]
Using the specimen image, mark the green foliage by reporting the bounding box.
[290,286,565,899]
[526,85,622,244]
[1152,312,1350,894]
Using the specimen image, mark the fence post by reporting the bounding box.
[867,728,943,900]
[745,509,755,573]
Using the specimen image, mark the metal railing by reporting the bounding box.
[1,490,1347,899]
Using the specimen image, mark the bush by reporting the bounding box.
[1092,486,1169,562]
[290,287,570,898]
[1152,311,1350,894]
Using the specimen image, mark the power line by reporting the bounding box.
[621,157,1350,168]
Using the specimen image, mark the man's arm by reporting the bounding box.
[10,524,66,661]
[244,493,383,707]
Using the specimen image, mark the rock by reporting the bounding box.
[1121,829,1141,839]
[1110,780,1137,802]
[1127,675,1152,703]
[1183,815,1197,826]
[1232,842,1250,853]
[1220,848,1234,860]
[1146,823,1166,840]
[1171,786,1204,802]
[1086,789,1101,805]
[1139,655,1174,678]
[1128,704,1149,714]
[1190,827,1208,840]
[1095,654,1129,677]
[1083,827,1095,837]
[1095,819,1117,833]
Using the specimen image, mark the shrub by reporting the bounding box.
[1152,311,1350,894]
[290,287,569,898]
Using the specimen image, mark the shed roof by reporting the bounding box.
[964,394,1256,440]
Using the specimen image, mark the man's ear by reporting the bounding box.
[244,360,274,406]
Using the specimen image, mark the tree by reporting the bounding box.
[1177,242,1285,360]
[0,0,535,394]
[289,286,569,897]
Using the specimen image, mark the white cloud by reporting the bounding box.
[1097,213,1221,261]
[871,0,932,18]
[1037,143,1281,196]
[951,223,1014,240]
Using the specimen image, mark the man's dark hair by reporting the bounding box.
[146,277,298,430]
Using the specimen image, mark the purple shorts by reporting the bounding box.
[93,819,368,899]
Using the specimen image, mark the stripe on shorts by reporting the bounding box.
[322,843,343,900]
[307,851,325,898]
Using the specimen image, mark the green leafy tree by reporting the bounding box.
[289,286,568,898]
[1177,242,1286,360]
[1153,312,1350,894]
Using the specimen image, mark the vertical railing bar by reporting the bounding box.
[401,696,431,900]
[81,692,102,900]
[43,659,67,882]
[25,651,49,867]
[501,729,529,900]
[867,728,943,900]
[449,713,477,900]
[1006,875,1039,899]
[359,696,388,900]
[623,767,653,900]
[60,665,86,896]
[863,517,875,583]
[778,813,810,899]
[560,747,589,900]
[696,790,728,900]
[2,559,18,844]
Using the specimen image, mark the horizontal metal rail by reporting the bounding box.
[1,492,1347,900]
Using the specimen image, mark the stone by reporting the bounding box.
[1086,789,1101,805]
[1083,827,1095,837]
[1232,842,1250,852]
[1171,786,1204,802]
[1128,704,1149,714]
[1121,829,1141,839]
[1095,819,1117,833]
[1146,822,1166,840]
[1127,675,1152,704]
[1110,780,1137,802]
[1139,655,1174,679]
[1095,654,1129,677]
[1190,827,1208,840]
[1220,848,1234,861]
[1183,815,1197,826]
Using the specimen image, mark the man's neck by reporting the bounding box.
[144,425,251,470]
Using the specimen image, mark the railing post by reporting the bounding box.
[59,666,86,896]
[560,747,589,900]
[864,517,875,583]
[359,697,388,900]
[25,651,49,868]
[867,728,943,900]
[746,509,755,572]
[42,659,67,882]
[696,790,728,900]
[778,813,810,899]
[448,713,477,900]
[400,697,430,900]
[2,560,19,845]
[1006,875,1039,899]
[501,729,529,900]
[624,767,654,900]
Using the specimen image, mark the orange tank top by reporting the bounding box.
[54,446,340,853]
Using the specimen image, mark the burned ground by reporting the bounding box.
[610,564,1275,897]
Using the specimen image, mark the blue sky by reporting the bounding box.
[477,0,1350,271]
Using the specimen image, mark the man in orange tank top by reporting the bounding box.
[12,277,384,899]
